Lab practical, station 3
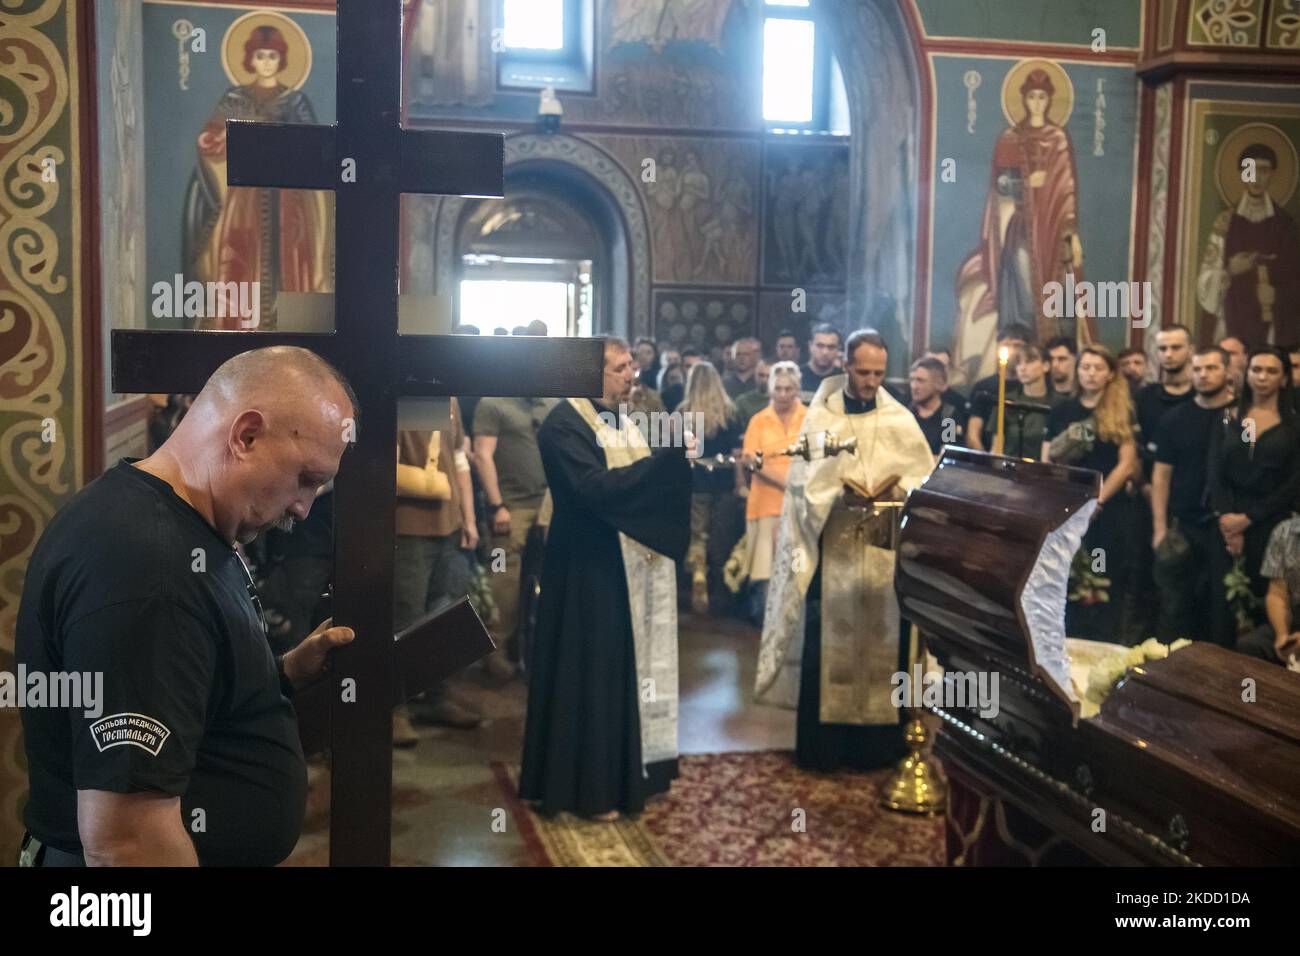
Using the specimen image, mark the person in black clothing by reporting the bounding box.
[1212,345,1300,622]
[908,356,966,454]
[800,323,842,398]
[1117,347,1149,397]
[775,329,801,364]
[1132,325,1196,640]
[1150,346,1236,644]
[1043,334,1078,399]
[633,336,662,392]
[16,347,356,866]
[519,338,693,820]
[1136,325,1196,478]
[1043,346,1139,642]
[923,345,968,410]
[661,346,699,412]
[966,323,1034,450]
[679,361,745,614]
[1000,344,1064,460]
[1219,335,1247,393]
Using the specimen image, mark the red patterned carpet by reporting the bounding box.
[501,751,946,867]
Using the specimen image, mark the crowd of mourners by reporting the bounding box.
[146,320,1300,749]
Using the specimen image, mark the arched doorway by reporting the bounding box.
[456,186,603,337]
[434,134,654,338]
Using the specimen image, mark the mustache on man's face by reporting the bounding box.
[271,514,296,533]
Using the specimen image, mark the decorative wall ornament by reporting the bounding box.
[1144,83,1173,348]
[1093,78,1106,157]
[964,70,981,134]
[1188,0,1262,47]
[432,134,653,335]
[0,0,87,868]
[653,289,756,351]
[1,0,82,655]
[1267,0,1300,48]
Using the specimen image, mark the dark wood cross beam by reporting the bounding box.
[110,0,603,866]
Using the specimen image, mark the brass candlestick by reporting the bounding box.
[880,626,948,815]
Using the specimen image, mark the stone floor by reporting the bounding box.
[297,611,795,865]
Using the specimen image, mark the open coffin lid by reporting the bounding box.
[895,448,1300,864]
[894,448,1099,724]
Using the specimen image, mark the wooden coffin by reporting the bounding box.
[895,448,1300,866]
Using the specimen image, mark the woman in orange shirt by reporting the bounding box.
[739,361,807,624]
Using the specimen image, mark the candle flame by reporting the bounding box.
[998,346,1010,363]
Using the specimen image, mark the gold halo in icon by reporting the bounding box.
[1001,58,1074,128]
[1215,121,1297,208]
[221,10,313,90]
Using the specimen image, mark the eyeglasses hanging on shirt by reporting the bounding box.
[234,548,269,638]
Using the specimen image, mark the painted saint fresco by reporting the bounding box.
[592,135,758,285]
[182,11,334,329]
[762,143,850,288]
[953,59,1095,380]
[609,0,738,54]
[1195,120,1300,347]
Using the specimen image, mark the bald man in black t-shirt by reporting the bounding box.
[17,347,356,866]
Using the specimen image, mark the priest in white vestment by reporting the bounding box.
[756,330,936,771]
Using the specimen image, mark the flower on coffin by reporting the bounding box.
[1082,637,1192,716]
[1224,557,1261,635]
[1067,546,1111,606]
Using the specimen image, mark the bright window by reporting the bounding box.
[503,0,564,50]
[459,279,570,338]
[762,18,815,124]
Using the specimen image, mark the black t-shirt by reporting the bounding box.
[910,400,968,455]
[1153,402,1227,524]
[940,386,967,409]
[1135,383,1194,478]
[966,373,1014,416]
[967,374,1020,444]
[968,375,1047,453]
[800,363,835,397]
[1045,397,1122,477]
[16,461,307,865]
[692,417,744,492]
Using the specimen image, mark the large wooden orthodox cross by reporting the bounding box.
[110,0,602,865]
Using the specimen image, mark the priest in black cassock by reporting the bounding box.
[520,337,693,819]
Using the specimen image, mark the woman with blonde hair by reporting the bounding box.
[678,361,743,615]
[739,361,806,624]
[1042,345,1138,641]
